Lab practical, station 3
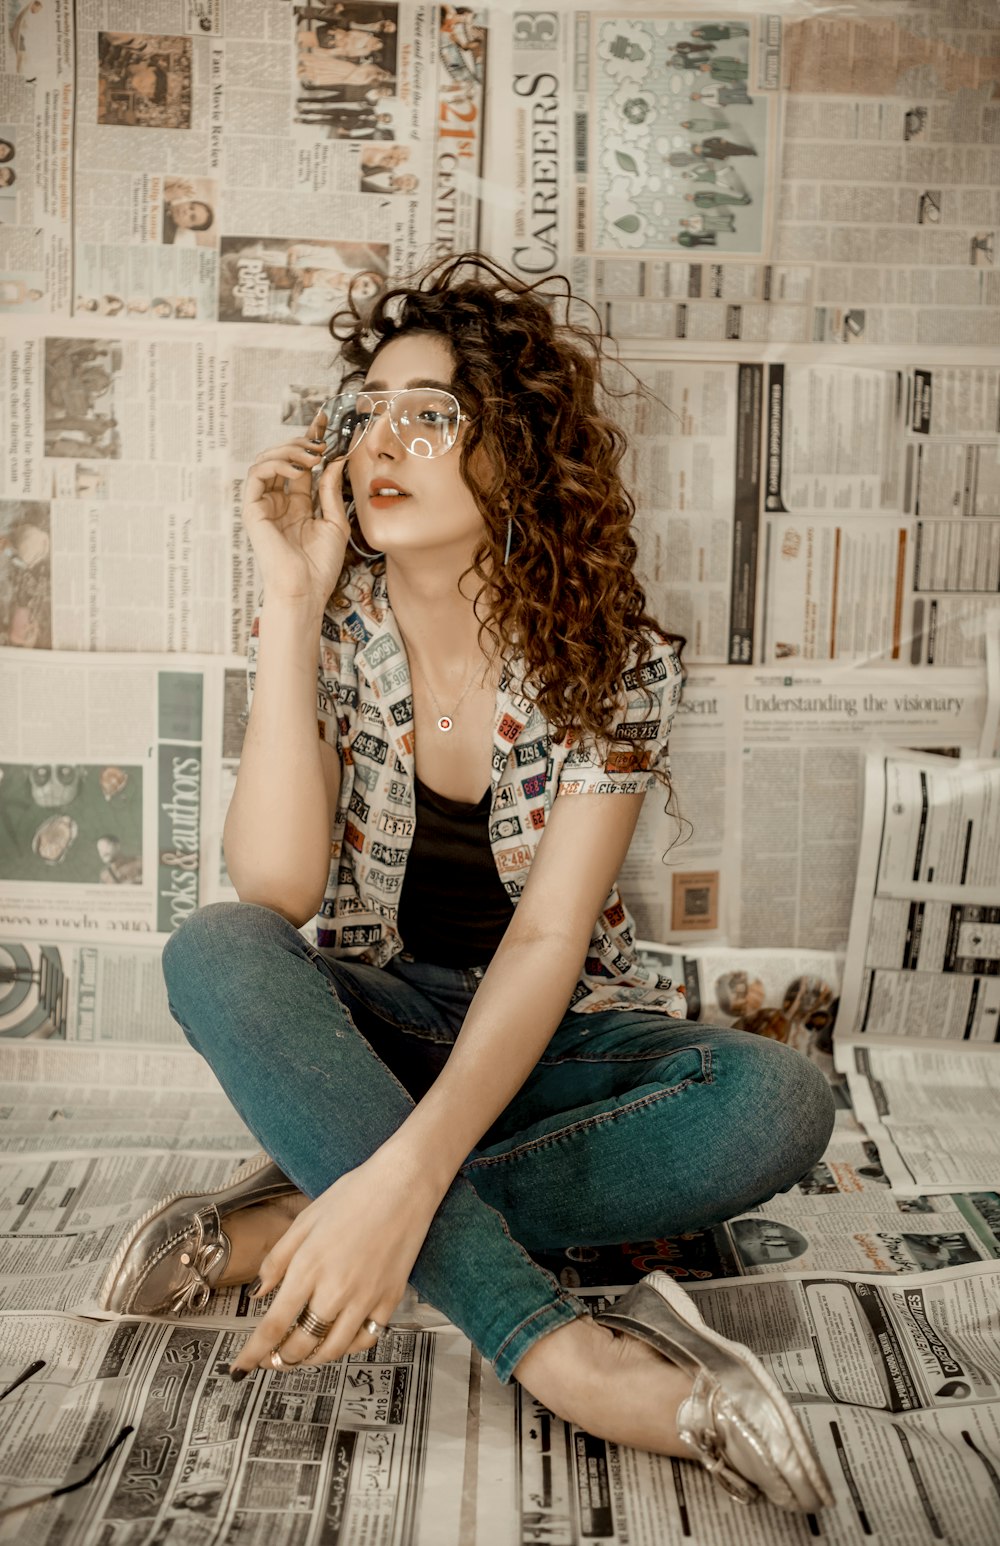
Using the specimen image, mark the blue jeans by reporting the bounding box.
[162,903,835,1384]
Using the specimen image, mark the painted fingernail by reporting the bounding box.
[229,1367,248,1383]
[247,1277,261,1296]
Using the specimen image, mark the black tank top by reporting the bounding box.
[396,774,513,966]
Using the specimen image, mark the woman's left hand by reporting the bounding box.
[229,1150,443,1373]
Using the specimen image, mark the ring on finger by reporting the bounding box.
[363,1318,387,1338]
[296,1307,335,1342]
[270,1348,295,1371]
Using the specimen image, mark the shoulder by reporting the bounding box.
[617,631,684,717]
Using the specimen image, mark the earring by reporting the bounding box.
[348,534,385,560]
[503,515,513,564]
[346,502,384,561]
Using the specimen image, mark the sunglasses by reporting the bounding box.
[0,1361,133,1522]
[319,387,466,462]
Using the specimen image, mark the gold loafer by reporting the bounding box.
[99,1152,299,1316]
[595,1271,834,1513]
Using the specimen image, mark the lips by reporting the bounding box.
[369,478,409,497]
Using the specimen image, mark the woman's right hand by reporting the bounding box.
[241,415,351,609]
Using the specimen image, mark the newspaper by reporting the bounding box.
[0,1310,474,1544]
[6,1266,1000,1544]
[0,935,182,1043]
[3,1082,1000,1540]
[828,750,1000,1192]
[477,1261,1000,1546]
[621,663,988,949]
[0,647,245,940]
[2,2,487,323]
[482,5,1000,350]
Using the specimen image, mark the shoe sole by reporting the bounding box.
[639,1271,835,1510]
[99,1150,278,1311]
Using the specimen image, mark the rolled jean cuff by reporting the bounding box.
[491,1293,591,1385]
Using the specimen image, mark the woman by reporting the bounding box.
[101,254,835,1513]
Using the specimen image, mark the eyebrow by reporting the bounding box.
[361,377,454,392]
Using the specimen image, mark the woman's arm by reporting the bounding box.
[224,601,341,925]
[233,785,649,1372]
[223,423,351,924]
[378,787,649,1198]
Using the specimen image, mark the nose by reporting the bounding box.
[363,399,398,458]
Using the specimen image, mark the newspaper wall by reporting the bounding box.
[621,662,987,948]
[827,749,1000,1195]
[0,648,244,939]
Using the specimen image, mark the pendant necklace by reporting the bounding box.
[411,650,483,733]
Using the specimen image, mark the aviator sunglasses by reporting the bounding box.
[318,387,466,463]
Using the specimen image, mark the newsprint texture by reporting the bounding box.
[2,0,1000,1542]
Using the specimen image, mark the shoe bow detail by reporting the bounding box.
[168,1228,228,1313]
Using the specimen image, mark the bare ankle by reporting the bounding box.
[217,1193,307,1286]
[512,1313,695,1460]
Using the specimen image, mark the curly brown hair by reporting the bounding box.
[328,252,684,765]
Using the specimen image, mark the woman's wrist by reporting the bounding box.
[257,591,329,637]
[377,1126,461,1207]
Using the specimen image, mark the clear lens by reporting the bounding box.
[385,389,461,458]
[321,394,366,460]
[321,388,461,461]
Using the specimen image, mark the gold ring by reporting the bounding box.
[269,1349,287,1371]
[296,1307,335,1341]
[363,1318,386,1338]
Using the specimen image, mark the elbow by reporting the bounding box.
[225,851,327,927]
[230,881,324,930]
[223,829,329,928]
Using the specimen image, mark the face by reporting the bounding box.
[351,272,381,303]
[175,199,211,229]
[347,332,486,561]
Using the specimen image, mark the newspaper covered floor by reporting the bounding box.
[2,1113,1000,1542]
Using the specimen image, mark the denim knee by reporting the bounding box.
[161,901,294,1052]
[744,1037,836,1192]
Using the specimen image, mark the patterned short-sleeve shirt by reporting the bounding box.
[248,562,687,1017]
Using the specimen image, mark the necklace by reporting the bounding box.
[409,649,484,733]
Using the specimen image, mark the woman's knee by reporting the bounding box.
[161,902,302,1039]
[720,1032,836,1185]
